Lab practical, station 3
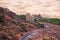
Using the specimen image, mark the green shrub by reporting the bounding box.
[17,15,26,21]
[42,18,60,25]
[0,16,5,24]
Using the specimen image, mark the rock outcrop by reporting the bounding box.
[0,7,60,40]
[0,7,39,40]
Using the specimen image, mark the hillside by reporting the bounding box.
[0,7,60,40]
[0,7,40,40]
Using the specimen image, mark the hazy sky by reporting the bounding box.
[0,0,60,18]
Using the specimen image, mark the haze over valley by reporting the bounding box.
[0,0,60,18]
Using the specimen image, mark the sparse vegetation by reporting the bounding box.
[0,7,4,13]
[0,16,6,25]
[0,17,4,23]
[42,18,60,25]
[17,15,26,20]
[0,7,60,40]
[20,24,28,32]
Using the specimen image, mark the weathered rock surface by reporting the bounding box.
[0,7,60,40]
[0,7,39,40]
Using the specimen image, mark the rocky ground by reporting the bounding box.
[0,7,41,40]
[22,22,60,40]
[0,7,60,40]
[36,22,60,40]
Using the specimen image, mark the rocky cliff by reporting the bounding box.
[0,7,40,40]
[0,7,60,40]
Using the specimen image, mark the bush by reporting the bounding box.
[17,15,26,20]
[0,7,4,13]
[0,16,5,24]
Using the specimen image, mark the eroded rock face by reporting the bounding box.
[0,7,40,40]
[0,7,60,40]
[0,7,20,40]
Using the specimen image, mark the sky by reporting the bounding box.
[0,0,60,18]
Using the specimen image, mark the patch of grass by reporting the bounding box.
[42,18,60,25]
